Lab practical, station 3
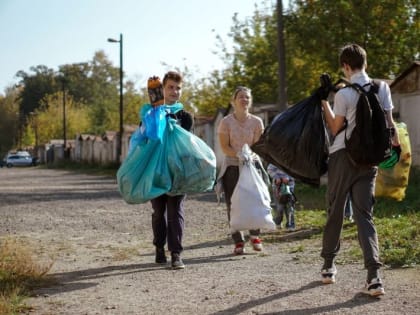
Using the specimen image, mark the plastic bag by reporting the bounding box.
[127,125,146,156]
[230,145,276,232]
[252,93,329,186]
[375,122,411,201]
[166,118,217,195]
[117,137,171,204]
[139,103,183,141]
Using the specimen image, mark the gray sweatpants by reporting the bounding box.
[321,149,382,271]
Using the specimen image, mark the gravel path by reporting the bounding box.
[0,167,419,315]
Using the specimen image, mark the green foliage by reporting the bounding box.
[379,213,420,267]
[0,88,20,154]
[1,1,418,151]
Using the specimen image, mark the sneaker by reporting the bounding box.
[250,237,263,251]
[171,253,185,269]
[286,225,296,232]
[321,265,337,284]
[273,216,282,226]
[155,247,167,264]
[362,278,385,297]
[233,242,245,255]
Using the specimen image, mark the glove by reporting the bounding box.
[316,73,333,100]
[147,76,164,106]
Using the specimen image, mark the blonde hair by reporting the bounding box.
[232,86,252,100]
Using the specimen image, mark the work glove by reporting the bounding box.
[147,76,164,106]
[316,73,334,100]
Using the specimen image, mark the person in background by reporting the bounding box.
[267,163,296,231]
[344,194,353,222]
[148,71,193,269]
[319,43,400,296]
[217,86,264,255]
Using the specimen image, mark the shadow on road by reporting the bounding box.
[209,281,380,315]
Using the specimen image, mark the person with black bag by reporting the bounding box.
[318,44,400,296]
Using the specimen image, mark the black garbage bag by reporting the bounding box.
[252,92,329,187]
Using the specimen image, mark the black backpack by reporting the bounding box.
[344,81,392,166]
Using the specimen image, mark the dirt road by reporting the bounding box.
[0,167,419,314]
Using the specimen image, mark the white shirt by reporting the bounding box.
[329,70,394,154]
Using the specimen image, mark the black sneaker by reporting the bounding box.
[171,253,185,269]
[155,247,167,264]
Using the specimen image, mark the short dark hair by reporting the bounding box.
[163,71,182,86]
[339,44,367,70]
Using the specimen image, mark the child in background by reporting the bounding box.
[267,163,296,231]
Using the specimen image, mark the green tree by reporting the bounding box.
[29,92,90,145]
[0,87,20,154]
[287,0,419,78]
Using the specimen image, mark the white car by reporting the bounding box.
[6,151,37,167]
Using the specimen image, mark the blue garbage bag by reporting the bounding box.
[117,102,215,203]
[117,137,171,204]
[127,125,147,156]
[140,103,183,141]
[127,102,184,159]
[166,118,217,195]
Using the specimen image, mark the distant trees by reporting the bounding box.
[0,0,418,155]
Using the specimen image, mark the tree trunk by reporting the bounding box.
[277,0,287,112]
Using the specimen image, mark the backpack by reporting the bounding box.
[344,81,392,166]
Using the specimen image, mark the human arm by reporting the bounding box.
[385,111,400,146]
[218,131,237,158]
[321,100,346,137]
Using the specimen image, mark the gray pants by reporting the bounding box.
[321,149,382,270]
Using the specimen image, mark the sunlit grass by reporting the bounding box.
[289,167,420,267]
[0,238,54,313]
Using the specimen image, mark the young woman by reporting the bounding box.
[217,86,264,255]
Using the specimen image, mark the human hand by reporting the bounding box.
[316,73,333,100]
[147,76,164,106]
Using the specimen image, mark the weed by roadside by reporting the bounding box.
[0,238,54,314]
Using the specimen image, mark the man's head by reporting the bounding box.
[339,43,367,73]
[162,71,182,105]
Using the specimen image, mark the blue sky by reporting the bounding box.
[0,0,270,94]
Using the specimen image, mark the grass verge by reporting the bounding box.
[0,238,53,314]
[292,167,420,268]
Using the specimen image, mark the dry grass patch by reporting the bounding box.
[0,238,54,313]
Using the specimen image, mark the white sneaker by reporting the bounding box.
[321,265,337,284]
[361,278,385,297]
[250,237,263,251]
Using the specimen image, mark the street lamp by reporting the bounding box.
[107,33,123,163]
[61,78,67,156]
[57,74,67,158]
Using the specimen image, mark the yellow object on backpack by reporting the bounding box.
[375,122,411,201]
